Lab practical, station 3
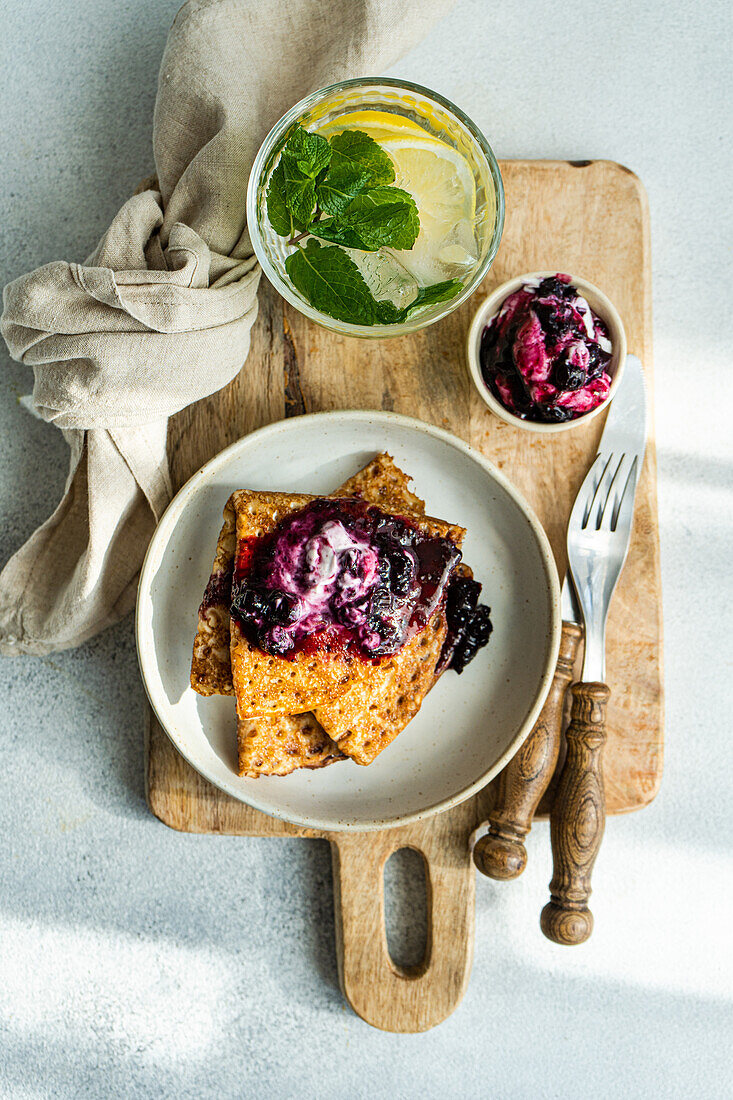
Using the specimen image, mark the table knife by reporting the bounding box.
[541,355,648,944]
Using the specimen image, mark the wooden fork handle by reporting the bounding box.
[540,681,610,945]
[474,621,582,880]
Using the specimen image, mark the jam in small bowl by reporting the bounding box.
[466,272,627,433]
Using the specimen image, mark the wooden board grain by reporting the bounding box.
[146,160,663,1032]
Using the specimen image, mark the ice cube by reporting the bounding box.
[437,217,478,271]
[389,214,479,285]
[347,249,419,309]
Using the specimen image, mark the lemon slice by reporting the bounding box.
[380,136,475,218]
[379,136,477,284]
[317,109,429,142]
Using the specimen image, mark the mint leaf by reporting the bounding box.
[341,186,419,250]
[285,239,377,325]
[311,187,419,252]
[266,162,304,237]
[281,126,332,179]
[329,130,394,184]
[373,299,403,324]
[308,221,368,250]
[317,129,394,216]
[316,171,369,219]
[281,163,317,226]
[278,126,332,226]
[403,278,464,312]
[375,279,464,324]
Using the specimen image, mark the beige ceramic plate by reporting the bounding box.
[136,411,560,831]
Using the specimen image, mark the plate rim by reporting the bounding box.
[136,409,561,832]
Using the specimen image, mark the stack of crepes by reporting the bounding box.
[190,453,475,777]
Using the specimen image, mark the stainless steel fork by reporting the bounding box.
[568,450,641,681]
[540,357,647,945]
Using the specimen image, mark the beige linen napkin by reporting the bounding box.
[0,0,454,656]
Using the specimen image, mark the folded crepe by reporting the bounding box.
[228,490,462,720]
[190,454,463,775]
[191,453,425,698]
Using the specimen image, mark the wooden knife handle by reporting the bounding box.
[540,681,610,945]
[474,621,582,880]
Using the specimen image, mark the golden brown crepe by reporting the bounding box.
[228,488,462,720]
[190,454,464,776]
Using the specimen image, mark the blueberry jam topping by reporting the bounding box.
[230,498,462,660]
[437,574,493,675]
[479,274,613,423]
[199,568,233,615]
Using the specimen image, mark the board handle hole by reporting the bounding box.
[383,847,429,973]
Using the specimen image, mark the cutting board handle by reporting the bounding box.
[330,821,475,1032]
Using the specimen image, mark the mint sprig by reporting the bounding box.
[265,124,465,326]
[311,186,419,252]
[316,129,394,216]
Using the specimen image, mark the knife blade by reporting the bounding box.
[595,354,648,480]
[575,354,647,680]
[561,573,581,625]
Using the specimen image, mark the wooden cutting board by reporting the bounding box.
[146,159,663,1033]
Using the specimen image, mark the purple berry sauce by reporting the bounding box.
[480,274,613,424]
[199,568,233,615]
[437,573,493,675]
[228,498,491,670]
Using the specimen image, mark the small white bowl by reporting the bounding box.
[466,272,627,433]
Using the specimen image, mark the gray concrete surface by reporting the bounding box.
[1,1,731,1097]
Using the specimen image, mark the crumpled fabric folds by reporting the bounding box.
[0,0,453,655]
